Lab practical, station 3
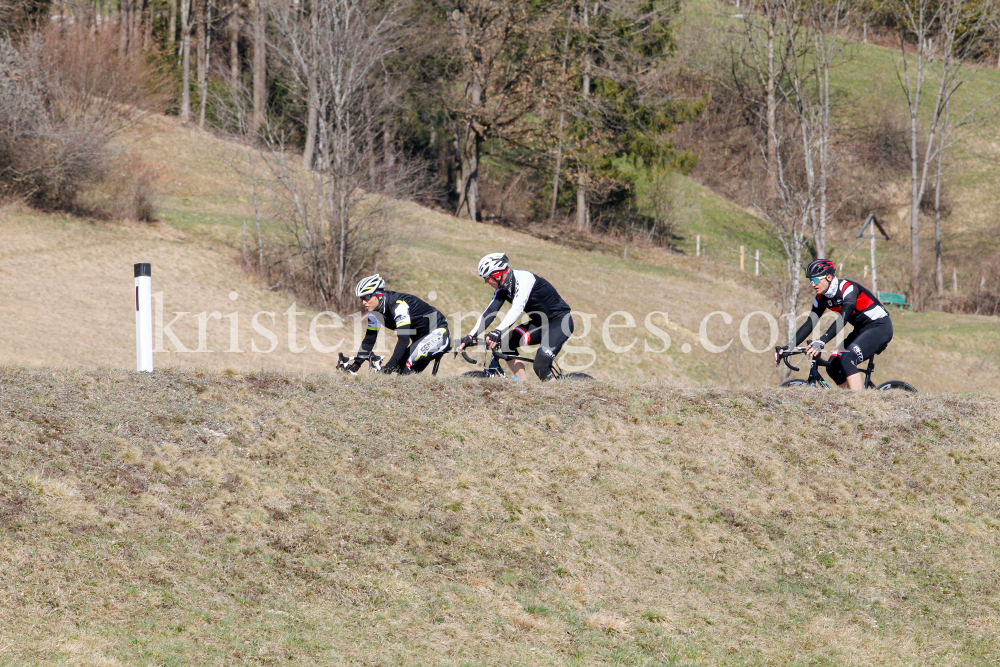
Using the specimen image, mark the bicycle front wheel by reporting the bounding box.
[780,379,810,388]
[462,370,489,378]
[876,380,917,392]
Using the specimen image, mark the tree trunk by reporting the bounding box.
[933,98,951,297]
[168,0,177,46]
[303,70,318,169]
[198,0,212,128]
[550,9,571,224]
[455,65,482,222]
[144,0,154,50]
[456,121,481,221]
[909,112,921,309]
[229,0,240,82]
[251,0,266,134]
[119,0,130,54]
[181,0,192,122]
[576,2,591,232]
[383,125,394,167]
[130,0,141,52]
[550,109,565,223]
[575,173,588,232]
[765,3,778,199]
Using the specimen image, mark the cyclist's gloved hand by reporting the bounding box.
[459,335,474,349]
[809,340,825,352]
[485,330,501,348]
[774,345,788,366]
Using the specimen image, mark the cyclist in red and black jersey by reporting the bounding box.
[775,259,893,390]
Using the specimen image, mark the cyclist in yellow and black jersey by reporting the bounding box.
[350,275,451,374]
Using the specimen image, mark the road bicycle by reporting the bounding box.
[775,345,916,392]
[336,352,384,374]
[457,338,593,381]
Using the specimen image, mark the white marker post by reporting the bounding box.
[134,263,153,372]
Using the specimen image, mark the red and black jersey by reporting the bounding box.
[794,278,890,347]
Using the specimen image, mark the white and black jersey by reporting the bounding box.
[470,270,571,338]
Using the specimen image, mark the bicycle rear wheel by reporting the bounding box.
[780,379,810,388]
[462,371,489,378]
[559,372,593,381]
[876,380,917,392]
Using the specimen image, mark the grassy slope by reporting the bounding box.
[3,368,1000,666]
[1,114,997,390]
[667,0,1000,296]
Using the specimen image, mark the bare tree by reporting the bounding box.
[893,0,995,309]
[228,0,241,82]
[251,0,266,133]
[739,0,785,199]
[180,0,193,121]
[245,0,421,310]
[197,0,213,128]
[736,0,848,340]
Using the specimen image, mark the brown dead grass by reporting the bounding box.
[3,368,1000,665]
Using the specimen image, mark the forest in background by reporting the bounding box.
[2,0,1000,319]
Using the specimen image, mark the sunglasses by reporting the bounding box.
[810,276,825,284]
[360,293,379,302]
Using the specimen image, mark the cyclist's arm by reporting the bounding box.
[793,300,826,346]
[494,271,535,333]
[469,292,503,338]
[356,315,379,358]
[383,301,413,371]
[819,284,859,345]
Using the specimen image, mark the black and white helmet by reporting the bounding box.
[355,274,386,298]
[478,253,509,279]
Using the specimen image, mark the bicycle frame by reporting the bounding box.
[458,338,565,379]
[778,346,877,388]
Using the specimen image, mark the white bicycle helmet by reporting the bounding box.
[355,274,386,298]
[477,253,509,279]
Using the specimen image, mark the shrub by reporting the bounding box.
[0,26,167,215]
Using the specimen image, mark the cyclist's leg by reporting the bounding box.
[405,327,451,373]
[500,322,534,380]
[826,331,856,387]
[837,321,893,390]
[533,312,574,381]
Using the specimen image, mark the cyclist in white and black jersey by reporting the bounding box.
[349,275,451,374]
[457,253,574,381]
[775,259,893,390]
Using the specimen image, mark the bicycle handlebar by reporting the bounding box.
[457,337,535,365]
[775,344,832,371]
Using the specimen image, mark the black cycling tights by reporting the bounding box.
[826,320,893,386]
[500,312,575,381]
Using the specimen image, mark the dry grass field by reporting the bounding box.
[3,368,1000,665]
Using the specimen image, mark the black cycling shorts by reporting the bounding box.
[826,319,893,385]
[404,327,451,373]
[500,312,574,381]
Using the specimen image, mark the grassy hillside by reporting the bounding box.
[669,0,1000,299]
[3,368,1000,665]
[1,114,997,390]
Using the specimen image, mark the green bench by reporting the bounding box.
[878,291,910,309]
